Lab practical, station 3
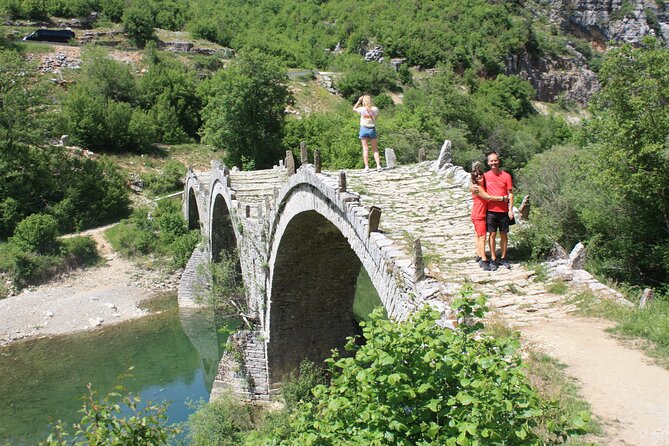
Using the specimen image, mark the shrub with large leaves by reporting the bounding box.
[282,291,549,445]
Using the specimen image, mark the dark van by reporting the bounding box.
[23,29,76,43]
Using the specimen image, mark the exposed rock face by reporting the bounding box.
[550,0,669,46]
[505,49,599,106]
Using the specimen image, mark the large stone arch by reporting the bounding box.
[267,209,362,382]
[264,170,420,385]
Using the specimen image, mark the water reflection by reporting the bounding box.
[0,294,236,445]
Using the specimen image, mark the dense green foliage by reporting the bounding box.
[0,229,99,290]
[184,0,534,71]
[42,383,178,445]
[276,305,549,444]
[200,50,291,169]
[518,39,669,285]
[188,393,253,446]
[105,199,199,269]
[63,46,201,152]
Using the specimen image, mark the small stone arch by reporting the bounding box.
[187,188,201,231]
[209,185,237,262]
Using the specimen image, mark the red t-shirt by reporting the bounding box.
[484,170,512,213]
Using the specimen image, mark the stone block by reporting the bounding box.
[436,140,452,170]
[385,148,397,169]
[568,242,586,269]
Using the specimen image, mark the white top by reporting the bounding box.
[355,106,378,128]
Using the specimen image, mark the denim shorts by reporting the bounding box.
[359,126,377,139]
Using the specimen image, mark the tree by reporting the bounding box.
[0,50,47,149]
[200,50,291,170]
[581,38,669,283]
[123,5,155,48]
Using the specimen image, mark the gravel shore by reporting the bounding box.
[0,226,181,347]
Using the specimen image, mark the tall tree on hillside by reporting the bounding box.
[200,50,291,170]
[581,38,669,283]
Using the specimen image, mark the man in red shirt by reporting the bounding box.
[482,151,514,269]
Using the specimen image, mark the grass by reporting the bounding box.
[526,351,602,445]
[547,279,569,295]
[288,76,347,115]
[572,291,669,369]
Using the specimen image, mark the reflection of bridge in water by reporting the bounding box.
[179,149,546,401]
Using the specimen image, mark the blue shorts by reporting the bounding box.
[359,126,377,139]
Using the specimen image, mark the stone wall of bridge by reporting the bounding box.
[182,161,451,400]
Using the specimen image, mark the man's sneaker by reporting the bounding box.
[475,256,482,263]
[363,166,370,172]
[500,257,511,269]
[479,259,491,271]
[483,259,497,271]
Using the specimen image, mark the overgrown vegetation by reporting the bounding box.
[0,214,99,291]
[105,200,199,270]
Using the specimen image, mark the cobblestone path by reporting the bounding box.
[341,162,570,327]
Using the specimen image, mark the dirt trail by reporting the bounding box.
[0,224,178,346]
[522,316,669,446]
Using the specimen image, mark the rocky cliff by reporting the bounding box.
[550,0,669,46]
[506,47,599,106]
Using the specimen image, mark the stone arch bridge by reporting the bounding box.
[180,151,544,401]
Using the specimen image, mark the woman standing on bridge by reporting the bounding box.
[353,95,381,172]
[471,162,507,271]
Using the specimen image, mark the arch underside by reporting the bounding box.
[268,210,362,384]
[211,193,236,262]
[188,188,201,231]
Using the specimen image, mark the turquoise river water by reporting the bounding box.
[0,294,237,445]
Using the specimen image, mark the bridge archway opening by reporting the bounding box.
[210,194,238,263]
[187,188,201,231]
[268,210,383,385]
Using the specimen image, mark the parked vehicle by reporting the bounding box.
[23,29,75,43]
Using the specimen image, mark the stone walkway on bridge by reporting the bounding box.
[339,162,569,327]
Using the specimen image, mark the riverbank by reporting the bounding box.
[0,225,180,347]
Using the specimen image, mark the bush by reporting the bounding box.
[105,202,199,270]
[334,58,399,102]
[187,392,253,446]
[6,249,60,288]
[374,93,394,109]
[123,5,155,48]
[272,288,584,445]
[142,160,186,198]
[281,360,326,409]
[42,384,178,445]
[10,214,60,254]
[61,236,99,268]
